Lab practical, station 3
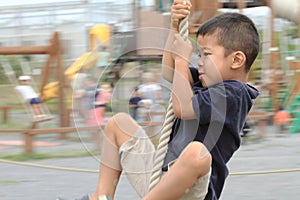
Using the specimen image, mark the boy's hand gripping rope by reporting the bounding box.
[148,1,190,191]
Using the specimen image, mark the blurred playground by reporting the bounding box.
[0,0,299,152]
[0,0,300,199]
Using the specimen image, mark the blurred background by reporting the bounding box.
[0,0,299,151]
[0,1,299,199]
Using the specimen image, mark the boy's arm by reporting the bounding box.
[162,30,176,83]
[172,34,195,119]
[162,0,193,84]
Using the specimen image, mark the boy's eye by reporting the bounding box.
[198,52,211,58]
[203,52,211,56]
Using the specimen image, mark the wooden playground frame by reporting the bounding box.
[0,32,72,145]
[0,121,163,153]
[0,32,69,129]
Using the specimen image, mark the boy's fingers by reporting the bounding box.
[173,0,192,6]
[172,14,188,21]
[171,3,191,22]
[172,9,190,15]
[171,9,190,22]
[172,3,191,11]
[173,0,184,5]
[172,34,192,60]
[171,0,192,29]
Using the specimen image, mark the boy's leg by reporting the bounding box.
[90,113,141,200]
[144,141,211,200]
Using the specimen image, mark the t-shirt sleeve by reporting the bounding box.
[192,89,211,124]
[192,83,240,126]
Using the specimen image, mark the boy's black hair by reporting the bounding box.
[197,12,260,72]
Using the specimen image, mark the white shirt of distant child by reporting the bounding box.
[15,76,39,100]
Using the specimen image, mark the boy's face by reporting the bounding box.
[196,34,233,87]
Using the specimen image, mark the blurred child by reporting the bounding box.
[129,87,143,120]
[135,99,153,122]
[274,106,291,134]
[15,75,50,121]
[87,83,112,149]
[91,83,112,126]
[138,72,162,104]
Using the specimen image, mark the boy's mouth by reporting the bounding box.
[198,72,204,78]
[198,72,207,87]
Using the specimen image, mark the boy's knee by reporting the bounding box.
[105,112,139,138]
[181,142,212,175]
[106,113,132,129]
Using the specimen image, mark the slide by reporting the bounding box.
[41,52,99,101]
[64,52,99,80]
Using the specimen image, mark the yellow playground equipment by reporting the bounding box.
[41,24,111,101]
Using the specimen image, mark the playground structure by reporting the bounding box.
[0,32,74,147]
[0,0,300,154]
[261,0,300,133]
[0,23,115,152]
[0,33,69,128]
[0,23,111,118]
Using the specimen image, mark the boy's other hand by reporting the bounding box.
[171,0,191,30]
[172,33,193,62]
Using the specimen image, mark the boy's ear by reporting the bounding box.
[231,51,246,70]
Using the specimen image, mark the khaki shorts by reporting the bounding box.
[119,127,210,199]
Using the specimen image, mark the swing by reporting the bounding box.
[0,56,53,122]
[148,4,202,198]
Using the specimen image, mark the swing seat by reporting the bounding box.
[32,114,54,122]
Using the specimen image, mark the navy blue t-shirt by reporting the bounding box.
[194,80,258,199]
[163,72,259,199]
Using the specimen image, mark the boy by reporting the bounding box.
[63,0,259,199]
[15,75,48,121]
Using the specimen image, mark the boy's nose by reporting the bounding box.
[198,58,204,67]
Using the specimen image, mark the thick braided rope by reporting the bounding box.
[148,2,190,191]
[148,97,175,191]
[179,12,189,41]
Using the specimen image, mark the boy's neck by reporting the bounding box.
[227,69,248,83]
